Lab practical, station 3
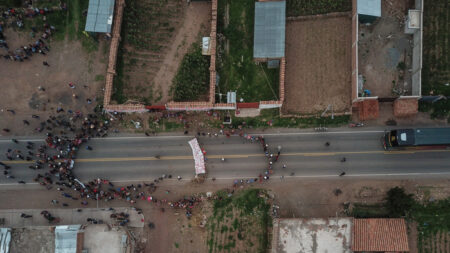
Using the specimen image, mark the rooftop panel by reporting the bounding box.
[85,0,115,33]
[253,1,286,59]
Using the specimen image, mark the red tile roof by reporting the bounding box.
[352,218,409,252]
[354,99,379,120]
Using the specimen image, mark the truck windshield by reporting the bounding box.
[389,130,399,147]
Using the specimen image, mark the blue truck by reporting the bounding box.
[383,128,450,150]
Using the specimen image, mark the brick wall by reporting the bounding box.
[166,102,214,111]
[279,57,285,102]
[209,0,218,104]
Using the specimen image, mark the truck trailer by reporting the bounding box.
[383,128,450,150]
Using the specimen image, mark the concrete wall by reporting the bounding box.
[411,0,423,96]
[351,0,359,101]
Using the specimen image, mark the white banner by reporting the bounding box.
[188,138,206,175]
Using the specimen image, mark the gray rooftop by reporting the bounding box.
[85,0,115,33]
[253,1,286,59]
[55,225,81,253]
[357,0,381,17]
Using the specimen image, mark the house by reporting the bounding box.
[352,218,410,253]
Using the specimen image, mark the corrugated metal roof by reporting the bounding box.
[0,228,11,253]
[253,1,286,59]
[55,225,81,253]
[85,0,115,33]
[357,0,381,17]
[352,218,409,252]
[414,128,450,146]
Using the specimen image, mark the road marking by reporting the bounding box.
[261,130,385,136]
[0,130,387,143]
[2,149,449,164]
[2,171,450,186]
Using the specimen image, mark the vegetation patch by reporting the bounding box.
[286,0,352,17]
[207,189,271,253]
[419,0,449,120]
[171,43,210,102]
[216,0,279,103]
[228,109,350,129]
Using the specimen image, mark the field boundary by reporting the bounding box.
[101,0,285,113]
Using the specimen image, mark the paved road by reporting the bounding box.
[1,130,450,184]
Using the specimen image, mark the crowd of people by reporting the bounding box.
[0,3,61,62]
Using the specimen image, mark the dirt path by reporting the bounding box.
[151,2,211,104]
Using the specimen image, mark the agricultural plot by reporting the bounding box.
[420,0,450,119]
[206,189,271,253]
[111,0,211,105]
[216,0,279,103]
[286,0,351,17]
[414,199,450,253]
[283,14,352,115]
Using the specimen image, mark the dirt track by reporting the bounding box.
[283,14,352,115]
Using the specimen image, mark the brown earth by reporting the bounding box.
[358,0,415,98]
[283,14,352,115]
[1,178,449,252]
[120,1,211,105]
[0,29,107,137]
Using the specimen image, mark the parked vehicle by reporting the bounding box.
[383,128,450,150]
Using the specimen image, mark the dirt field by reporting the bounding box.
[0,30,107,136]
[10,227,55,253]
[358,0,414,98]
[283,14,352,115]
[118,1,211,105]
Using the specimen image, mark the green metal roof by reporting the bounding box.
[85,0,115,33]
[253,1,286,59]
[414,128,450,146]
[357,0,381,17]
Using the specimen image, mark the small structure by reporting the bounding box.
[271,218,352,253]
[0,228,11,253]
[55,225,82,253]
[253,0,286,60]
[394,97,419,117]
[85,0,115,33]
[352,218,409,252]
[202,37,211,55]
[357,0,381,24]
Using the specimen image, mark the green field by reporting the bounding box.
[420,0,450,119]
[206,189,271,253]
[216,0,279,103]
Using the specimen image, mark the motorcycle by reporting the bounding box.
[349,122,364,127]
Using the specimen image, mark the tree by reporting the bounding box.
[385,187,415,218]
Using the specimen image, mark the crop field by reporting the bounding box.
[216,0,279,103]
[206,189,271,253]
[286,0,351,17]
[283,14,352,115]
[414,199,450,253]
[111,0,211,105]
[420,0,450,119]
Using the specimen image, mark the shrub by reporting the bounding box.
[385,187,415,218]
[171,43,210,101]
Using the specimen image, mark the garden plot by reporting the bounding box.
[112,0,211,105]
[283,14,352,115]
[216,0,279,103]
[420,0,450,119]
[206,189,271,253]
